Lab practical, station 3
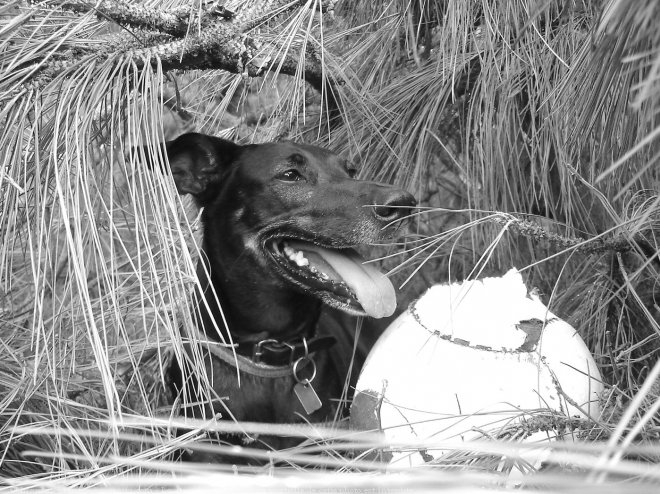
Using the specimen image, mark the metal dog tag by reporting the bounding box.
[294,381,322,415]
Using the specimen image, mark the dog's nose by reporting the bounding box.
[373,191,417,222]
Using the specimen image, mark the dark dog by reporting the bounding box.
[152,133,415,456]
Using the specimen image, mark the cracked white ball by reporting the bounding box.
[351,269,603,467]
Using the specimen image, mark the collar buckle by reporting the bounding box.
[250,335,336,366]
[252,338,278,363]
[252,338,297,364]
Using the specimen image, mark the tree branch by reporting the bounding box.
[493,214,651,256]
[133,26,325,86]
[51,0,233,36]
[48,0,336,36]
[21,0,333,97]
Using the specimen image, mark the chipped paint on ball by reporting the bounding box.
[350,269,603,467]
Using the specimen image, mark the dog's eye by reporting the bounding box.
[278,169,303,182]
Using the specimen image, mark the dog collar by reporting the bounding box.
[195,332,336,379]
[244,336,336,366]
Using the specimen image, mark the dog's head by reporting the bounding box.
[151,132,416,319]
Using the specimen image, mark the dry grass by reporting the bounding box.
[1,0,659,491]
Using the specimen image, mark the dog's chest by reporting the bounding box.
[204,350,339,423]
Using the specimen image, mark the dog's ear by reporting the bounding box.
[161,133,241,202]
[136,132,240,204]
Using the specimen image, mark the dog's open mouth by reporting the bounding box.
[267,239,396,319]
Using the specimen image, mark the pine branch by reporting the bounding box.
[51,0,234,36]
[19,30,325,99]
[47,0,336,35]
[20,0,334,94]
[136,27,325,87]
[494,215,652,256]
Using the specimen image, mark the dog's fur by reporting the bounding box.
[153,133,415,455]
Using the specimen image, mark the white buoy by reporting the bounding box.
[351,269,603,468]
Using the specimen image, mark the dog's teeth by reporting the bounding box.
[319,272,329,280]
[284,247,310,267]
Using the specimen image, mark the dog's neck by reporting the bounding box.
[194,244,322,344]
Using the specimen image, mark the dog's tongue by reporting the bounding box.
[289,242,396,319]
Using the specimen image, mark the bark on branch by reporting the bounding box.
[53,0,234,36]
